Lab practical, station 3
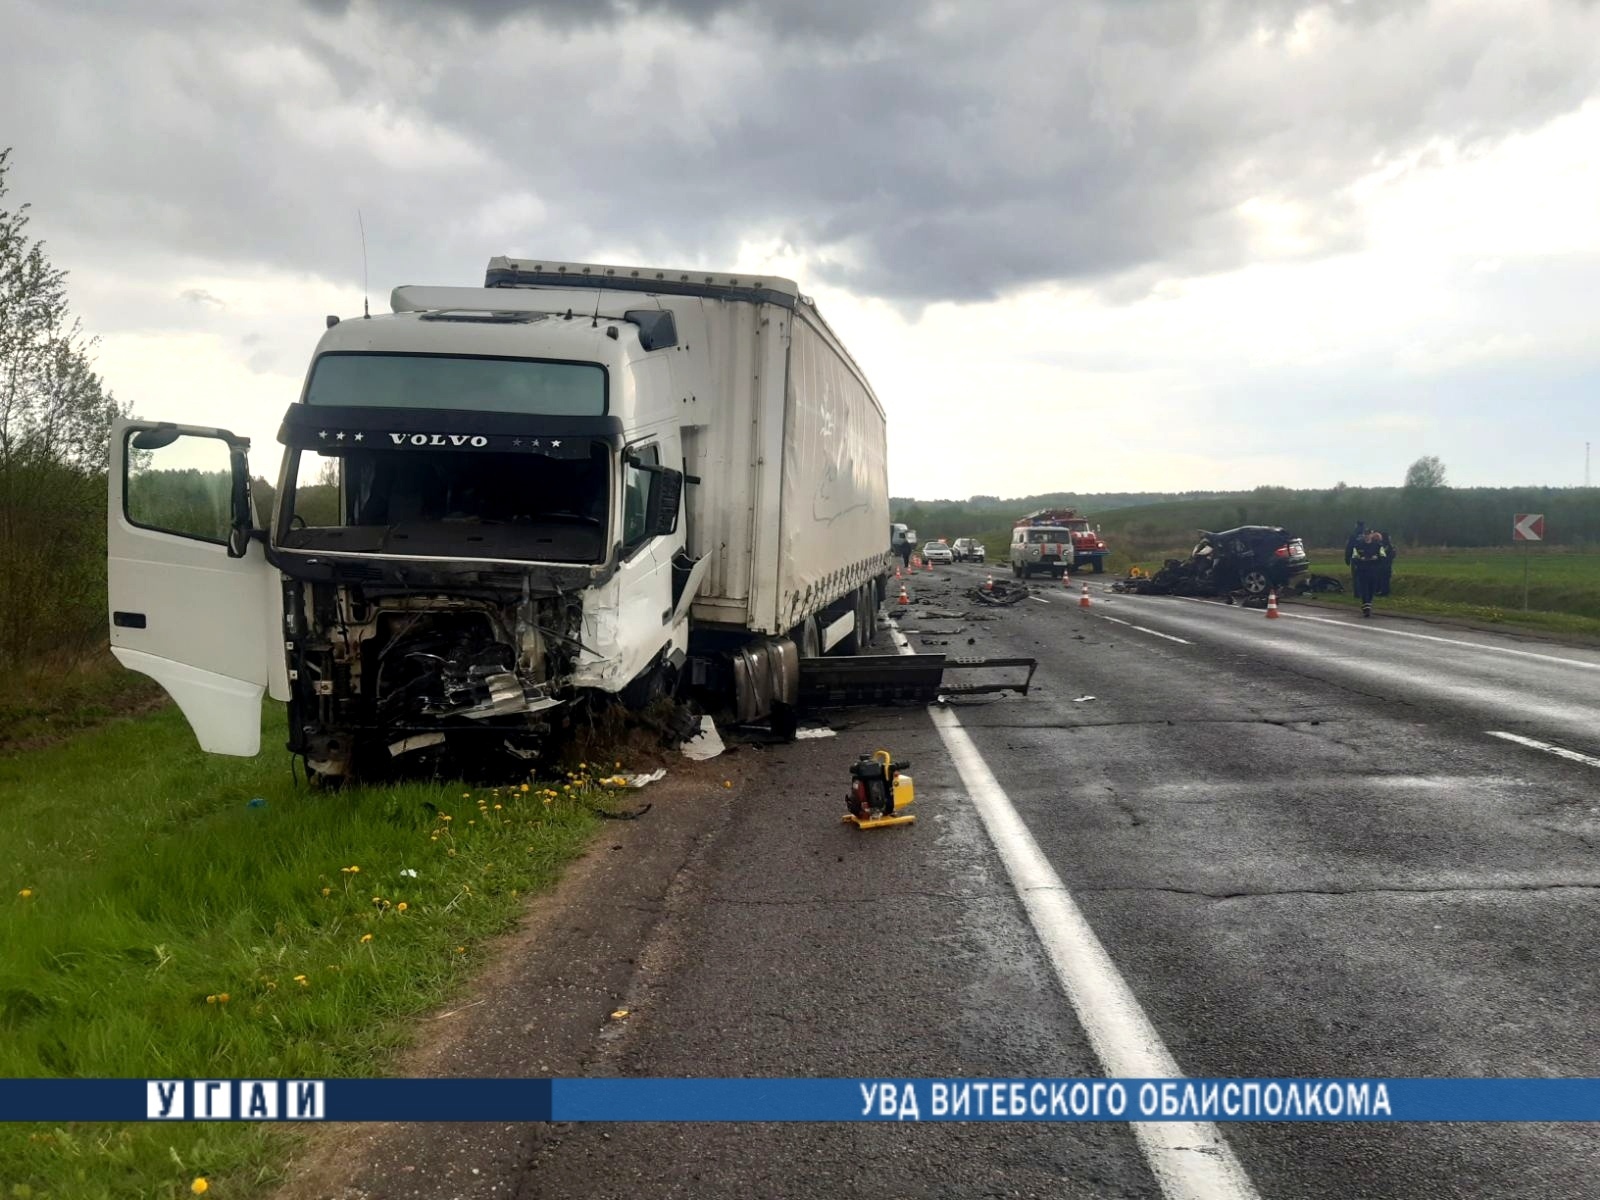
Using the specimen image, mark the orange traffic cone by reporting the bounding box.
[984,572,994,592]
[895,565,902,579]
[897,582,910,605]
[1079,582,1091,609]
[926,556,933,572]
[1266,590,1280,618]
[1062,571,1071,590]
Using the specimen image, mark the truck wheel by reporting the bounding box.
[798,616,821,659]
[843,586,875,654]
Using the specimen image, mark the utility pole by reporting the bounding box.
[1586,441,1591,488]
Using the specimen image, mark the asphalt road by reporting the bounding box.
[288,562,1600,1200]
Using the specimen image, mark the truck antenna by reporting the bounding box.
[590,287,601,328]
[357,209,370,319]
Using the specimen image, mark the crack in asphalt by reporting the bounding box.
[707,888,1005,906]
[1073,882,1600,901]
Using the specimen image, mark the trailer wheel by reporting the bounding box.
[842,585,875,653]
[798,616,822,659]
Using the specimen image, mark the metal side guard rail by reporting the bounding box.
[797,654,1038,709]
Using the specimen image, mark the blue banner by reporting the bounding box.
[2,1078,1599,1122]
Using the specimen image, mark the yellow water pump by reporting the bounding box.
[842,750,915,829]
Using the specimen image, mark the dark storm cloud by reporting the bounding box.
[5,0,1599,306]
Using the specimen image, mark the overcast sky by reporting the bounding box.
[4,0,1598,499]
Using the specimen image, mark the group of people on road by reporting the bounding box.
[1345,520,1397,619]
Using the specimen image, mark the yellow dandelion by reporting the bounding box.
[447,848,456,857]
[360,933,373,943]
[341,865,361,874]
[431,834,440,841]
[467,820,475,826]
[294,974,309,987]
[462,792,471,799]
[192,1178,209,1195]
[17,888,33,899]
[372,896,383,905]
[493,804,503,811]
[218,993,230,1003]
[614,760,622,769]
[320,886,332,897]
[441,814,453,822]
[396,902,408,913]
[263,979,278,991]
[206,995,218,1005]
[520,783,530,793]
[455,945,466,954]
[543,796,552,806]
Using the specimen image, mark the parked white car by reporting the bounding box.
[922,540,954,565]
[951,537,986,563]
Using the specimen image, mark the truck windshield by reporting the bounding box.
[279,443,610,563]
[305,353,607,416]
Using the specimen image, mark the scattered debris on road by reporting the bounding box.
[972,580,1030,606]
[679,715,726,761]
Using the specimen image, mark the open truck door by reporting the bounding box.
[108,419,283,756]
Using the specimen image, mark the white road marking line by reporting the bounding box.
[1030,595,1051,604]
[1099,614,1193,645]
[887,620,1259,1200]
[1143,594,1600,672]
[1486,731,1600,769]
[1130,625,1192,645]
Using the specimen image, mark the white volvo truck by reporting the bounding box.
[108,258,893,780]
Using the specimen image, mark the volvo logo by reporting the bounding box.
[387,433,490,447]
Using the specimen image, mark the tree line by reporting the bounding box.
[0,149,128,669]
[896,481,1600,555]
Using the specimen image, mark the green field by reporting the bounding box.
[1288,547,1600,636]
[0,702,607,1199]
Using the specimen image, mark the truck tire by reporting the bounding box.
[798,615,822,659]
[842,585,875,654]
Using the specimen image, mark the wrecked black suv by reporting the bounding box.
[1133,526,1309,598]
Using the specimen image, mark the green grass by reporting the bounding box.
[1289,548,1600,638]
[0,652,167,755]
[0,702,605,1199]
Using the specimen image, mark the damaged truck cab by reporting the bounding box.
[108,259,892,780]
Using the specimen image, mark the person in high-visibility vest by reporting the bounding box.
[1344,520,1366,595]
[1350,529,1389,618]
[1376,531,1397,597]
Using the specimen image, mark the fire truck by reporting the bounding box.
[1009,508,1109,578]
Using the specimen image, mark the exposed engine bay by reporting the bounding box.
[285,579,584,781]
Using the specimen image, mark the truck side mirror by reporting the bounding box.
[227,443,254,558]
[646,468,683,537]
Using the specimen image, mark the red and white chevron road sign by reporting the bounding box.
[1513,513,1545,542]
